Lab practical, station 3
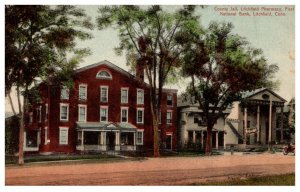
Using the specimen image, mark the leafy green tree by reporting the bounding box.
[179,21,279,155]
[5,5,93,164]
[97,5,201,157]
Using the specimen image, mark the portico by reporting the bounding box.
[76,122,141,152]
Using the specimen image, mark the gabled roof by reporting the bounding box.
[74,60,177,93]
[242,88,286,102]
[75,60,135,79]
[76,121,137,132]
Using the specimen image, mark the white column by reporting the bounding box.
[216,131,219,149]
[269,99,272,145]
[280,106,284,142]
[193,131,196,143]
[201,130,204,148]
[256,105,260,143]
[244,107,248,145]
[103,132,106,145]
[81,131,84,150]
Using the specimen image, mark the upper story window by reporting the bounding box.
[121,107,128,123]
[37,106,42,123]
[60,86,69,100]
[79,84,87,100]
[167,95,173,106]
[137,108,144,124]
[121,88,129,104]
[96,70,112,80]
[100,86,108,102]
[100,106,108,122]
[166,110,172,124]
[137,89,144,105]
[60,103,69,121]
[45,104,48,122]
[78,104,87,122]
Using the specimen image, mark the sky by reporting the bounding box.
[76,5,294,98]
[4,4,295,113]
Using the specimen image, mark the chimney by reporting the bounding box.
[136,63,144,82]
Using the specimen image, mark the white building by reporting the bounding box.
[224,88,286,148]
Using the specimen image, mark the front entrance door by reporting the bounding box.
[265,122,269,144]
[106,132,115,150]
[166,135,172,150]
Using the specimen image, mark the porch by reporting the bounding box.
[76,122,142,152]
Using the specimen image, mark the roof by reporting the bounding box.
[75,60,135,79]
[76,121,138,132]
[242,88,286,102]
[75,60,177,93]
[177,95,232,113]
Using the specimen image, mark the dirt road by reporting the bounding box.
[5,153,295,185]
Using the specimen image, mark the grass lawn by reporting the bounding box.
[197,173,295,186]
[5,153,145,166]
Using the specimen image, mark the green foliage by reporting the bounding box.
[5,116,20,155]
[5,5,94,94]
[178,21,279,154]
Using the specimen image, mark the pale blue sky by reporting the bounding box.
[4,4,295,113]
[76,5,295,102]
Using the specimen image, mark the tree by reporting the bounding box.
[5,5,93,165]
[179,21,279,155]
[97,5,201,156]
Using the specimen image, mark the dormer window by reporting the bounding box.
[96,70,112,79]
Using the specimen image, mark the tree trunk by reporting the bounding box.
[150,101,160,157]
[205,125,213,156]
[17,86,24,165]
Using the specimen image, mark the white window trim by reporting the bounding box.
[96,70,112,79]
[60,86,69,100]
[45,104,48,122]
[100,86,109,102]
[38,106,42,123]
[121,87,129,104]
[136,108,144,124]
[167,110,172,125]
[79,84,87,100]
[121,107,129,123]
[136,130,144,145]
[167,95,173,106]
[59,127,69,145]
[137,89,144,105]
[166,132,173,149]
[44,127,48,145]
[60,103,69,121]
[78,104,87,122]
[100,105,109,122]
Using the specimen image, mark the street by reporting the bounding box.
[5,153,295,185]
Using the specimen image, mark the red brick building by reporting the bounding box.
[24,60,177,154]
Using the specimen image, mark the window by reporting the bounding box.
[136,131,144,145]
[100,106,108,122]
[45,104,48,122]
[44,127,48,145]
[96,70,112,79]
[167,95,173,106]
[137,108,144,124]
[37,106,42,123]
[121,88,129,104]
[121,107,128,123]
[59,127,69,145]
[79,84,87,100]
[166,111,172,124]
[137,89,144,105]
[60,86,69,100]
[60,103,69,121]
[78,105,87,122]
[100,86,108,102]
